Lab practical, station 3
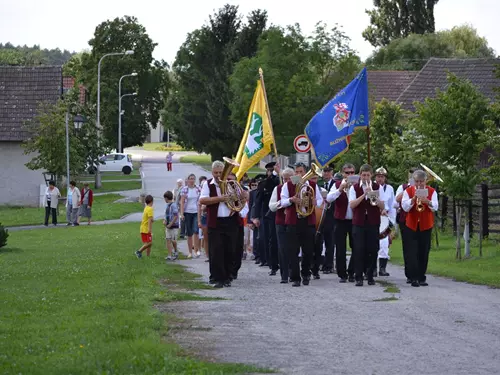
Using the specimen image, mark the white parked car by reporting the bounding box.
[89,153,134,175]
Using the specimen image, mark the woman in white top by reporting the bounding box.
[180,173,201,258]
[66,180,81,226]
[43,180,61,226]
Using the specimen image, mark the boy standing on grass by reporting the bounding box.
[163,191,179,261]
[136,195,154,259]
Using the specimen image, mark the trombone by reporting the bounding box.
[416,163,444,212]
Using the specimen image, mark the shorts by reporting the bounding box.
[141,233,152,243]
[184,212,198,236]
[165,227,178,240]
[201,214,207,227]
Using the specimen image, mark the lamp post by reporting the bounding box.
[65,113,86,187]
[118,72,137,153]
[96,50,134,187]
[119,92,137,152]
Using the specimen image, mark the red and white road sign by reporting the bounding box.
[293,135,311,153]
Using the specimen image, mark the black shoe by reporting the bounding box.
[269,270,277,276]
[73,223,79,226]
[208,279,216,285]
[292,281,300,287]
[411,281,420,287]
[406,278,412,284]
[255,261,261,265]
[379,268,390,277]
[302,278,310,286]
[355,280,363,287]
[368,279,375,286]
[372,269,377,278]
[232,274,238,280]
[419,281,428,286]
[289,277,293,282]
[223,281,231,287]
[313,274,320,280]
[348,275,355,283]
[212,282,223,288]
[66,223,72,226]
[339,278,347,283]
[280,279,288,284]
[259,262,268,267]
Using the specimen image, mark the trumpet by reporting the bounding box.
[362,179,379,206]
[341,178,352,194]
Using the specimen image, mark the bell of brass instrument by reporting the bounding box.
[341,178,350,194]
[295,162,322,218]
[220,157,246,212]
[362,179,378,206]
[416,197,425,212]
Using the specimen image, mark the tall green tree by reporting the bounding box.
[366,25,496,70]
[79,16,169,150]
[230,22,360,156]
[363,0,439,47]
[164,5,268,161]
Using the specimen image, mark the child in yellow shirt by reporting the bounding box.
[136,195,154,258]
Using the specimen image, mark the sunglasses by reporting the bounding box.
[344,171,355,175]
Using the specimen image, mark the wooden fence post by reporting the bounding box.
[452,198,457,236]
[481,183,489,239]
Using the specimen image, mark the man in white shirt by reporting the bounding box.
[280,162,323,287]
[199,161,237,288]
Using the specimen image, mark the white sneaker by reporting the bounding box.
[196,251,201,258]
[187,253,193,259]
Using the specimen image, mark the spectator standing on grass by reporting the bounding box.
[174,179,185,238]
[77,183,93,225]
[166,152,173,171]
[136,195,154,258]
[66,181,81,227]
[43,180,61,226]
[180,173,201,258]
[163,191,179,261]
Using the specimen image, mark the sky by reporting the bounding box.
[0,0,499,65]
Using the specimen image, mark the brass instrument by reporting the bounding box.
[220,157,246,212]
[295,163,322,218]
[362,179,379,206]
[416,164,444,212]
[341,178,351,194]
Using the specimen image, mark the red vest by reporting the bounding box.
[275,185,286,226]
[405,186,435,231]
[333,180,349,220]
[352,182,381,226]
[397,183,409,224]
[284,180,317,226]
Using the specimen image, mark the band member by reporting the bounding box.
[199,161,238,288]
[402,169,438,287]
[394,167,417,283]
[252,162,281,274]
[269,167,295,283]
[327,163,356,283]
[374,167,396,277]
[281,162,323,287]
[349,164,386,286]
[316,166,336,275]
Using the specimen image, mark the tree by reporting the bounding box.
[79,16,169,150]
[164,5,268,161]
[363,0,439,47]
[366,25,496,70]
[229,22,360,156]
[0,43,75,65]
[0,223,8,249]
[412,73,494,258]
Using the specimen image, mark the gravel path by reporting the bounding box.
[168,241,500,375]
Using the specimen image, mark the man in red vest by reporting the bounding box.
[269,167,295,283]
[280,162,323,287]
[402,169,439,287]
[327,163,356,283]
[394,167,417,283]
[349,164,386,286]
[199,160,239,288]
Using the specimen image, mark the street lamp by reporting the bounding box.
[119,92,137,152]
[66,113,87,187]
[118,72,138,152]
[96,50,134,187]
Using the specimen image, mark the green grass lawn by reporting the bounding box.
[0,222,265,374]
[0,194,143,227]
[180,154,264,177]
[142,142,186,152]
[390,232,500,288]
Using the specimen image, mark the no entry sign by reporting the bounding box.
[293,135,311,153]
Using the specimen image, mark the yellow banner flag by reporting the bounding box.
[234,80,274,181]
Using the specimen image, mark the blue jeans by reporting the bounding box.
[184,212,198,237]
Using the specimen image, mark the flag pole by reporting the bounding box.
[259,67,282,183]
[366,125,371,165]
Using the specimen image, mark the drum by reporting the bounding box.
[379,215,391,239]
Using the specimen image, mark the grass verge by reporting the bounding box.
[180,154,264,177]
[390,232,500,288]
[0,221,269,374]
[0,194,143,227]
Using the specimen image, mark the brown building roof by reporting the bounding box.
[397,57,500,111]
[0,66,62,142]
[368,70,418,103]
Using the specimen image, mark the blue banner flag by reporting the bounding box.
[305,67,369,167]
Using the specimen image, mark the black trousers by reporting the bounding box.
[208,217,238,283]
[334,219,353,279]
[320,216,335,271]
[232,225,244,278]
[265,216,279,271]
[399,222,410,278]
[406,226,432,282]
[276,224,289,281]
[258,215,268,264]
[312,232,323,275]
[44,204,57,225]
[252,225,260,259]
[352,224,379,281]
[287,219,315,282]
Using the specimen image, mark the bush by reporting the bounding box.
[0,222,8,248]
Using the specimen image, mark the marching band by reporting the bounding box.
[203,159,441,289]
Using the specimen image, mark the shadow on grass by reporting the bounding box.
[0,247,23,254]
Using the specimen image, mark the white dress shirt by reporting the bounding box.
[239,202,249,218]
[280,181,323,214]
[327,182,353,219]
[402,187,439,213]
[269,186,280,212]
[199,178,232,217]
[379,184,396,224]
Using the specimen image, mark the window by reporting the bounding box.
[114,154,125,161]
[104,155,115,161]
